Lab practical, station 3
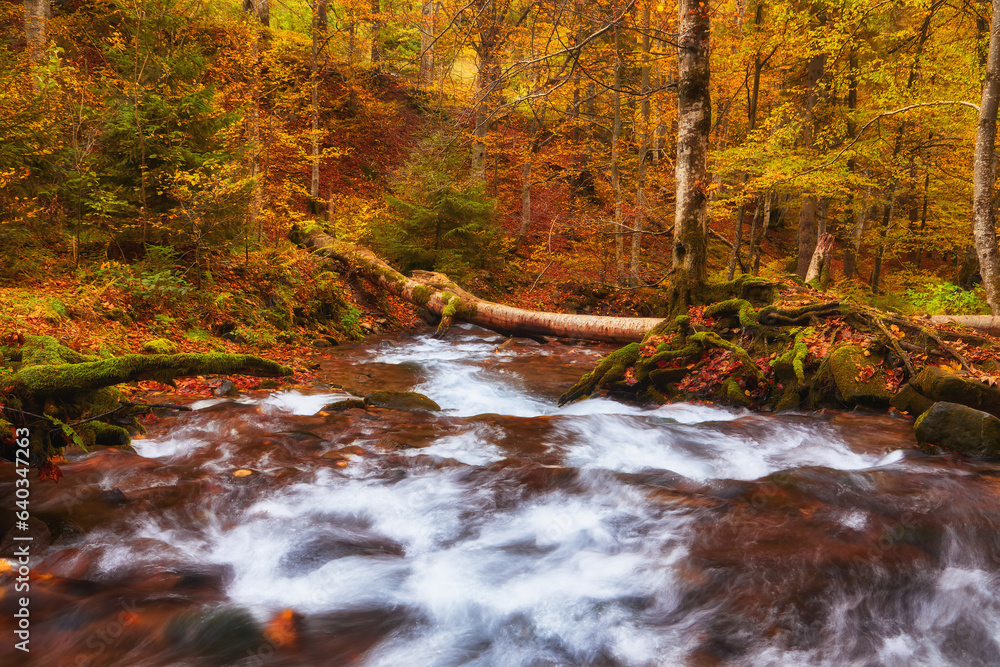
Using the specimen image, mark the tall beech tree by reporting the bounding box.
[671,0,711,308]
[23,0,47,65]
[974,0,1000,314]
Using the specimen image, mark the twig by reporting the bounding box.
[921,326,973,371]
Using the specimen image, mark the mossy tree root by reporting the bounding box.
[1,336,293,465]
[12,353,292,397]
[558,343,641,406]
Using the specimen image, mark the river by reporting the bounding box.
[3,325,1000,666]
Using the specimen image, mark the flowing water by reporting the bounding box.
[5,325,1000,666]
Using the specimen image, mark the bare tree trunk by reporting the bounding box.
[243,0,269,26]
[419,0,436,84]
[671,0,711,305]
[843,184,870,278]
[472,54,500,177]
[245,4,267,245]
[795,42,827,277]
[727,11,764,281]
[370,0,382,66]
[310,1,321,207]
[611,26,624,286]
[973,0,1000,314]
[630,3,652,286]
[24,0,48,66]
[805,232,834,284]
[870,189,896,292]
[751,191,772,275]
[914,167,930,269]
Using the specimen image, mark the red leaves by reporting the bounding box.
[624,367,638,386]
[677,349,740,394]
[640,335,668,357]
[37,461,63,483]
[2,331,24,346]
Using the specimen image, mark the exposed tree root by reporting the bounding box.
[1,335,292,466]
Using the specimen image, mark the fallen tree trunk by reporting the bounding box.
[311,234,663,343]
[2,335,292,467]
[929,315,1000,338]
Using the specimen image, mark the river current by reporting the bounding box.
[4,325,1000,666]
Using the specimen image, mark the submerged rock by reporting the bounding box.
[914,401,1000,457]
[363,391,441,412]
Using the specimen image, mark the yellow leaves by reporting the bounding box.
[941,359,963,373]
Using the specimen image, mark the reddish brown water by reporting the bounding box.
[3,325,998,666]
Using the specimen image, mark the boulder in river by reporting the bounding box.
[914,401,1000,457]
[908,366,1000,419]
[363,391,441,412]
[813,344,891,407]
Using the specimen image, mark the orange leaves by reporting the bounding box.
[855,364,877,384]
[37,461,63,483]
[639,334,668,357]
[264,609,301,649]
[624,367,638,385]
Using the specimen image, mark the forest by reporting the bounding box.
[9,1,1000,664]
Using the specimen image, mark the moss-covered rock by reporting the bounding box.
[363,391,441,412]
[909,366,1000,419]
[813,344,891,407]
[142,338,179,355]
[914,401,1000,457]
[889,383,935,417]
[322,398,367,412]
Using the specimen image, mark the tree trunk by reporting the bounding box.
[973,0,1000,315]
[795,42,827,277]
[246,4,267,245]
[630,2,652,286]
[370,0,381,66]
[843,184,872,279]
[672,0,712,306]
[870,189,896,292]
[310,5,321,209]
[419,0,436,84]
[805,232,834,284]
[611,26,624,286]
[24,0,47,65]
[243,0,269,26]
[472,55,499,176]
[310,235,662,343]
[751,191,772,275]
[727,23,763,282]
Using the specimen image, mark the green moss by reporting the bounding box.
[21,335,99,366]
[411,285,434,306]
[773,328,810,383]
[813,344,891,407]
[14,353,292,398]
[723,379,752,407]
[142,338,179,355]
[440,292,458,318]
[558,343,641,406]
[363,391,441,412]
[77,420,132,449]
[705,299,760,329]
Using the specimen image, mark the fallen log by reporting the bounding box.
[310,234,662,343]
[929,315,1000,338]
[2,335,293,465]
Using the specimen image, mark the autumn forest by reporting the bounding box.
[12,1,1000,663]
